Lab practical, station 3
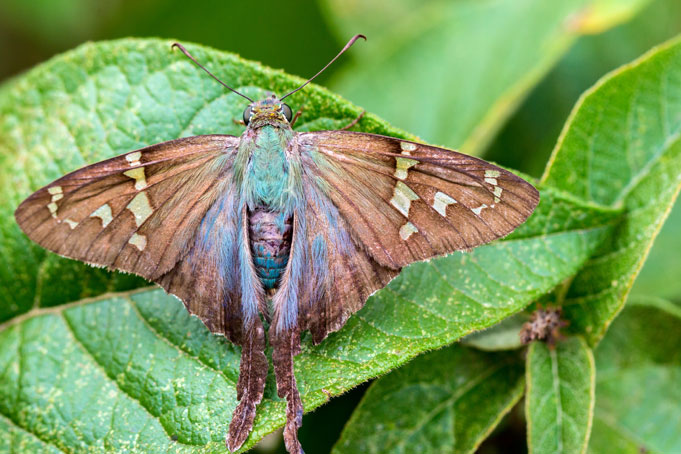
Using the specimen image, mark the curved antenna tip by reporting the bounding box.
[171,42,254,102]
[279,34,367,100]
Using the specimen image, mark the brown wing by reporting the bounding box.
[290,179,398,344]
[299,131,540,270]
[15,135,238,281]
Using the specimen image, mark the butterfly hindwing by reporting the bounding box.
[299,131,540,269]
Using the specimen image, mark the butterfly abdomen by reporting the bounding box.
[249,208,292,291]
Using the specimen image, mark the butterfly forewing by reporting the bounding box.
[15,135,238,280]
[300,131,540,269]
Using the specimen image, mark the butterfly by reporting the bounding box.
[14,34,539,453]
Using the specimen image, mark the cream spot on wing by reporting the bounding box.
[129,233,147,251]
[64,219,78,229]
[485,170,501,178]
[494,186,503,203]
[433,191,457,217]
[390,181,419,218]
[395,157,417,180]
[472,204,488,216]
[126,151,142,166]
[400,142,417,152]
[123,167,147,190]
[485,177,498,185]
[399,222,418,240]
[126,192,153,227]
[90,204,113,227]
[47,186,64,217]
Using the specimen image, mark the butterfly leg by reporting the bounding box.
[340,110,365,130]
[226,317,268,452]
[271,326,304,454]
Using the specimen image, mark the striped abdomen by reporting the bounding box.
[249,207,292,291]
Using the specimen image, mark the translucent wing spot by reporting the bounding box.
[472,204,489,216]
[399,222,418,240]
[485,170,501,178]
[484,177,498,185]
[90,204,113,227]
[395,157,417,180]
[400,142,417,152]
[125,151,142,166]
[123,167,148,190]
[433,191,457,217]
[128,233,147,251]
[46,186,64,218]
[390,181,419,217]
[64,219,78,229]
[126,192,153,227]
[493,186,503,203]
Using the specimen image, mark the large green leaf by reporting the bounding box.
[322,0,651,153]
[540,35,681,344]
[331,346,525,454]
[525,337,595,454]
[330,32,681,454]
[589,297,681,454]
[0,39,614,452]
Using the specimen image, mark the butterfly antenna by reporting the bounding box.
[172,42,254,102]
[279,34,366,101]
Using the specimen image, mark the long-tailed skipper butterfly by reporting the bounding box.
[15,35,539,453]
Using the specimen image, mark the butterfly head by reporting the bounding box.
[243,94,293,128]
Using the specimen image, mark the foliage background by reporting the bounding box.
[1,0,680,453]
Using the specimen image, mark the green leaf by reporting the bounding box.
[526,337,595,454]
[331,346,524,454]
[461,313,528,351]
[631,199,681,300]
[322,0,651,153]
[540,35,681,344]
[589,297,681,454]
[0,38,614,452]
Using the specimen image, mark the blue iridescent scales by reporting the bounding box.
[14,38,539,454]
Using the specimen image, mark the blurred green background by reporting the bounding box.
[2,0,680,452]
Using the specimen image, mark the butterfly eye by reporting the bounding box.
[281,103,293,122]
[243,105,253,125]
